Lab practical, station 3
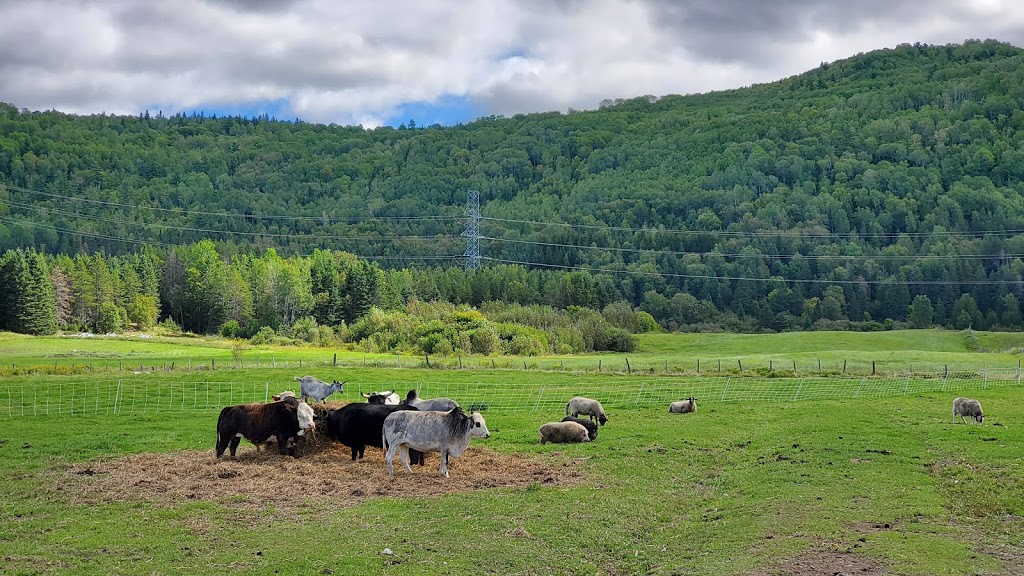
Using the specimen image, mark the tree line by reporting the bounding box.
[0,244,1017,352]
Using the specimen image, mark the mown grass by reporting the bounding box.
[1,383,1022,575]
[3,328,1024,377]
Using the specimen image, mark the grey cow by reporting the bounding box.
[294,376,345,404]
[403,389,459,412]
[382,407,489,477]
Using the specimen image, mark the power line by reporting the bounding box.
[0,215,465,261]
[480,235,1023,261]
[3,183,462,223]
[481,256,1023,285]
[482,216,1024,239]
[5,200,456,242]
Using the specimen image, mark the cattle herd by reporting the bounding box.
[215,375,990,477]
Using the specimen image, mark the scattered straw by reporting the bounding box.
[49,443,581,517]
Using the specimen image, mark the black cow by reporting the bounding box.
[326,403,426,465]
[561,416,599,441]
[216,396,316,458]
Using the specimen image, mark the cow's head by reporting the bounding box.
[362,390,394,404]
[295,401,316,434]
[470,412,490,439]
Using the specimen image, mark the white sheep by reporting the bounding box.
[952,397,984,424]
[565,396,608,426]
[669,397,697,414]
[539,421,591,444]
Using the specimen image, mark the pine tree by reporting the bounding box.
[20,250,57,335]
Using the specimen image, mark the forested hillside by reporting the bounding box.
[2,39,1024,334]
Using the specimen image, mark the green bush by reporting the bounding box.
[249,326,276,345]
[291,316,320,345]
[220,320,240,338]
[95,302,124,334]
[634,311,659,333]
[604,327,637,352]
[468,327,500,355]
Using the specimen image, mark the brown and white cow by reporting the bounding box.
[215,395,316,458]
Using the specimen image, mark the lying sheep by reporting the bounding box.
[539,421,591,444]
[669,397,697,414]
[565,396,608,426]
[952,397,984,424]
[561,416,598,440]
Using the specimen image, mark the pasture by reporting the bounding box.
[1,330,1023,574]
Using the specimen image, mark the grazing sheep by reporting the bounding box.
[561,416,598,440]
[952,397,984,424]
[669,397,697,414]
[565,396,608,426]
[539,421,591,444]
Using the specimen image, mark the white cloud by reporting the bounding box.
[0,0,1022,126]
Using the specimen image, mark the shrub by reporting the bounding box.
[95,302,124,334]
[249,326,276,345]
[291,316,320,345]
[468,327,500,355]
[220,320,240,338]
[603,327,637,352]
[634,311,659,333]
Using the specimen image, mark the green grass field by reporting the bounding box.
[1,330,1022,574]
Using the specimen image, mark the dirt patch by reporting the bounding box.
[48,444,581,516]
[765,549,888,575]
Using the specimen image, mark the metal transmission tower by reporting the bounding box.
[462,189,481,271]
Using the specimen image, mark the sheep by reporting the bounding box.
[565,396,608,426]
[539,421,591,444]
[952,397,984,424]
[669,397,697,414]
[561,416,598,440]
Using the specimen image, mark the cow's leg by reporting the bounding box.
[216,432,230,458]
[229,435,242,457]
[399,445,413,474]
[439,449,449,478]
[385,441,398,476]
[350,446,359,461]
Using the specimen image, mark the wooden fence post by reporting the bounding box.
[625,358,631,374]
[333,353,337,367]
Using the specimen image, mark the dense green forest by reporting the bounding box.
[3,39,1024,335]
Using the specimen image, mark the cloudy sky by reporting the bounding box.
[2,0,1023,128]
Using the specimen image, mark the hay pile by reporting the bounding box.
[52,443,581,515]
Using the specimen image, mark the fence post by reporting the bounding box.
[696,359,700,373]
[492,359,496,369]
[718,359,721,373]
[872,361,876,376]
[793,360,796,372]
[721,379,729,402]
[459,355,463,369]
[523,361,527,370]
[902,375,910,396]
[397,353,401,369]
[212,358,215,370]
[598,360,601,372]
[625,358,631,374]
[1018,359,1021,386]
[769,360,773,372]
[333,353,337,367]
[842,360,846,374]
[818,358,821,373]
[635,381,645,406]
[738,360,743,372]
[793,380,803,401]
[114,380,122,415]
